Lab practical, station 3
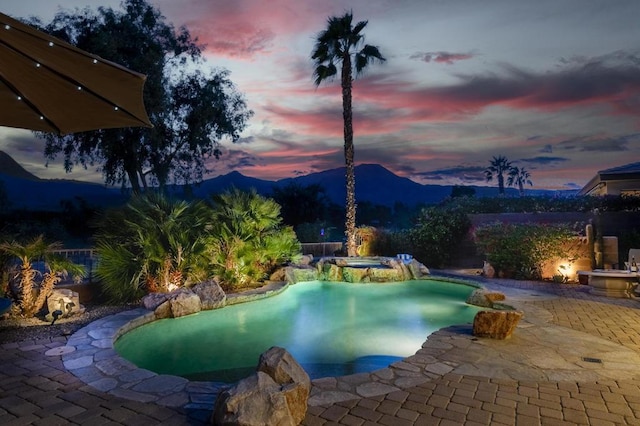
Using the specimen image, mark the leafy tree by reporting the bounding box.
[311,11,385,256]
[0,235,84,317]
[34,0,252,192]
[507,166,533,196]
[484,155,512,196]
[409,205,471,268]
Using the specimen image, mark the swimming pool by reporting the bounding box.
[114,279,480,382]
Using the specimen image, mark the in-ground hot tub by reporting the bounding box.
[315,256,426,283]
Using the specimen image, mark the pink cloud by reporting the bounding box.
[155,0,336,58]
[410,51,474,65]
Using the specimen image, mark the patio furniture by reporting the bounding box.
[628,248,640,271]
[578,270,638,298]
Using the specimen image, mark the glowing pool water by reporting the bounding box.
[115,279,481,382]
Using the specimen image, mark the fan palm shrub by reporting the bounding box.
[95,192,210,302]
[0,235,84,317]
[206,188,301,291]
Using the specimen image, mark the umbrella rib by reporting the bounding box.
[1,39,146,131]
[1,13,151,134]
[0,69,63,134]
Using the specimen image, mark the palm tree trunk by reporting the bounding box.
[518,181,524,197]
[341,54,357,257]
[498,174,505,195]
[18,262,37,317]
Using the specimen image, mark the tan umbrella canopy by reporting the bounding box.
[0,12,152,135]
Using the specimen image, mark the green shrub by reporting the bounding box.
[474,222,581,280]
[409,205,471,268]
[438,194,640,214]
[359,206,469,267]
[95,190,301,301]
[206,188,301,291]
[367,228,413,257]
[94,192,211,302]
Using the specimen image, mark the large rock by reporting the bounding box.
[319,262,343,281]
[473,310,523,339]
[169,290,202,318]
[141,292,170,311]
[213,347,310,426]
[258,347,310,425]
[369,266,402,282]
[192,280,226,310]
[466,289,505,308]
[408,260,430,279]
[258,347,310,398]
[283,266,317,284]
[213,372,291,426]
[154,300,173,319]
[45,288,83,320]
[342,267,370,283]
[295,255,313,266]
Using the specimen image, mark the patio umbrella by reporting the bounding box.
[0,12,152,135]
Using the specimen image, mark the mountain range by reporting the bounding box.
[0,150,566,211]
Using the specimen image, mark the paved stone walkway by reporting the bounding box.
[1,272,640,425]
[304,272,640,425]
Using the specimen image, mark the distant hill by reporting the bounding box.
[0,150,41,181]
[0,150,126,211]
[179,170,276,198]
[185,163,523,207]
[0,150,571,211]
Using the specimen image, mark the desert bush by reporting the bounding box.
[475,222,581,280]
[409,205,471,268]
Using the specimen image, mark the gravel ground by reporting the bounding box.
[0,303,135,344]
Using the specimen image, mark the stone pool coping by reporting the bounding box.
[61,277,482,409]
[60,275,640,410]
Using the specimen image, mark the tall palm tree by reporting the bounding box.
[507,166,533,197]
[484,156,512,196]
[312,11,385,257]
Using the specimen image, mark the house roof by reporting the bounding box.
[597,162,640,179]
[578,162,640,196]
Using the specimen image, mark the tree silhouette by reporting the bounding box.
[507,166,533,196]
[311,11,385,256]
[484,156,512,195]
[35,0,252,192]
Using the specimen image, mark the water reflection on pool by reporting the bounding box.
[115,279,480,382]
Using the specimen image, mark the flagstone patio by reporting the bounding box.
[2,271,640,425]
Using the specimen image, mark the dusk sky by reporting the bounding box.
[2,0,640,190]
